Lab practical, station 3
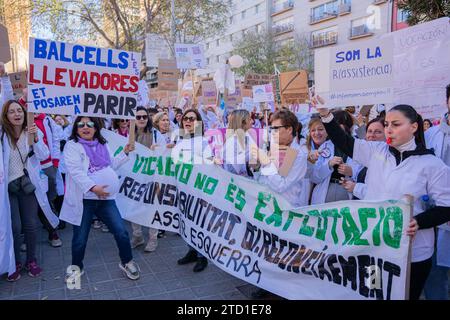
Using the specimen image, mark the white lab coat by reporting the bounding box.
[256,140,308,207]
[1,129,60,229]
[353,138,450,262]
[60,140,129,226]
[310,140,362,205]
[222,133,257,177]
[0,138,15,276]
[170,135,213,165]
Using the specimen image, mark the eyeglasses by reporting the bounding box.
[77,121,95,129]
[269,125,288,131]
[136,115,148,120]
[120,119,130,123]
[182,116,197,123]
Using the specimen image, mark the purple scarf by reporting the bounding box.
[78,138,111,173]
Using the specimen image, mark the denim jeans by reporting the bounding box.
[72,199,133,270]
[424,253,449,300]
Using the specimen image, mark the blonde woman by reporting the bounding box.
[152,112,173,147]
[222,110,256,177]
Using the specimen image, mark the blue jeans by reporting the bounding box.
[424,253,449,300]
[72,199,133,270]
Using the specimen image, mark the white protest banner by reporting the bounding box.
[174,43,206,69]
[145,33,169,68]
[253,84,274,103]
[392,17,450,119]
[104,129,411,300]
[315,36,394,107]
[28,38,141,119]
[315,17,450,111]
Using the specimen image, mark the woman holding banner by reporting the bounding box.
[129,107,159,252]
[313,97,450,300]
[251,110,308,207]
[175,108,213,273]
[309,110,362,205]
[1,100,57,281]
[61,116,140,283]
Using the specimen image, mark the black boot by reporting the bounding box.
[193,257,208,272]
[177,250,198,265]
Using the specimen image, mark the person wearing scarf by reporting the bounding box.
[60,116,141,283]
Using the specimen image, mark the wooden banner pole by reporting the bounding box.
[128,120,136,147]
[27,112,35,146]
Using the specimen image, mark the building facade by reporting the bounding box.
[1,0,31,73]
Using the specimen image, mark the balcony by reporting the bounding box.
[310,11,338,24]
[272,23,295,36]
[373,0,387,4]
[338,3,351,15]
[311,32,338,48]
[350,25,374,39]
[272,1,294,16]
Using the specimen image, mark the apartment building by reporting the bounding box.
[294,0,392,51]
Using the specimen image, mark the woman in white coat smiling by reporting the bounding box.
[314,97,450,300]
[61,116,140,283]
[1,100,58,281]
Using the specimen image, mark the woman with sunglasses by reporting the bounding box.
[61,116,140,283]
[1,100,56,281]
[309,110,363,205]
[129,107,159,252]
[112,118,130,137]
[250,110,308,207]
[313,97,450,300]
[175,109,213,273]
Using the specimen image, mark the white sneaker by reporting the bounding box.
[20,243,27,252]
[119,260,140,280]
[144,240,157,252]
[131,236,145,249]
[65,267,84,287]
[92,220,102,229]
[101,225,109,233]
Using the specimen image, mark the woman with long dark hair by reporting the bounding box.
[61,116,140,283]
[314,97,450,300]
[1,100,55,281]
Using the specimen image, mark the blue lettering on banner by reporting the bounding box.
[33,39,129,69]
[336,47,383,63]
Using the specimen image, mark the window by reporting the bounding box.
[229,16,233,24]
[311,26,338,47]
[206,42,210,50]
[242,29,246,37]
[257,24,264,33]
[216,39,220,46]
[272,17,294,34]
[229,34,233,42]
[397,8,409,23]
[207,57,210,65]
[311,1,338,23]
[350,16,373,37]
[216,55,220,63]
[255,4,259,14]
[241,10,246,19]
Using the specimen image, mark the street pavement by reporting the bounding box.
[0,224,259,300]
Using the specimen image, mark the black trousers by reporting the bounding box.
[409,257,433,300]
